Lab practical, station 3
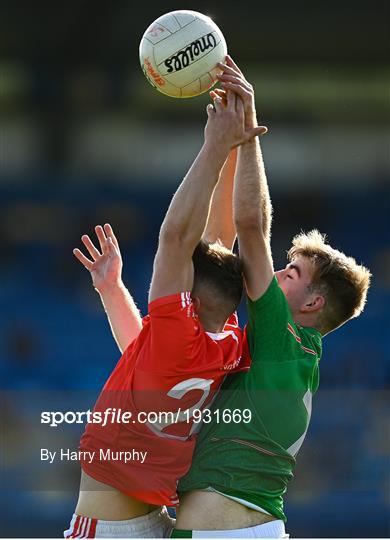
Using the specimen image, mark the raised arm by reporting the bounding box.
[202,147,237,250]
[149,92,267,304]
[218,56,274,301]
[73,224,142,353]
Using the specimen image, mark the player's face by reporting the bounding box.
[275,257,315,313]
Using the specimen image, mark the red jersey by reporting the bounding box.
[80,292,250,506]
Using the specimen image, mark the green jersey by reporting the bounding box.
[178,277,322,522]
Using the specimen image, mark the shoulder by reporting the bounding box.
[148,291,193,315]
[247,277,288,315]
[297,326,323,360]
[245,277,292,346]
[285,321,322,362]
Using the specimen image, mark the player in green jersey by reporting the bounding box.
[171,56,371,538]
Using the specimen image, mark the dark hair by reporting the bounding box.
[192,240,243,319]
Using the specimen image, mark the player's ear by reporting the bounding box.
[191,296,201,311]
[301,295,325,313]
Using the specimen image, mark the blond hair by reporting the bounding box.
[288,230,371,334]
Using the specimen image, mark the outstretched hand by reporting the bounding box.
[73,223,122,294]
[204,88,267,153]
[211,55,263,132]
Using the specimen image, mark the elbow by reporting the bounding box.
[159,223,182,244]
[159,223,193,249]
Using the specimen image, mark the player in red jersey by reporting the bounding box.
[64,92,267,538]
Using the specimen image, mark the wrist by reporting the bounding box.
[96,278,125,298]
[203,139,231,166]
[240,137,260,150]
[245,114,258,131]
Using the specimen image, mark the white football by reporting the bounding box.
[139,10,227,98]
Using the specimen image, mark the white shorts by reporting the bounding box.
[181,520,288,538]
[64,507,175,538]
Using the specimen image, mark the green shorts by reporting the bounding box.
[171,530,192,538]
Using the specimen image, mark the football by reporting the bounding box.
[139,10,227,98]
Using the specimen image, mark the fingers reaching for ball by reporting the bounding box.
[210,88,227,108]
[215,55,260,130]
[213,95,224,113]
[206,103,215,117]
